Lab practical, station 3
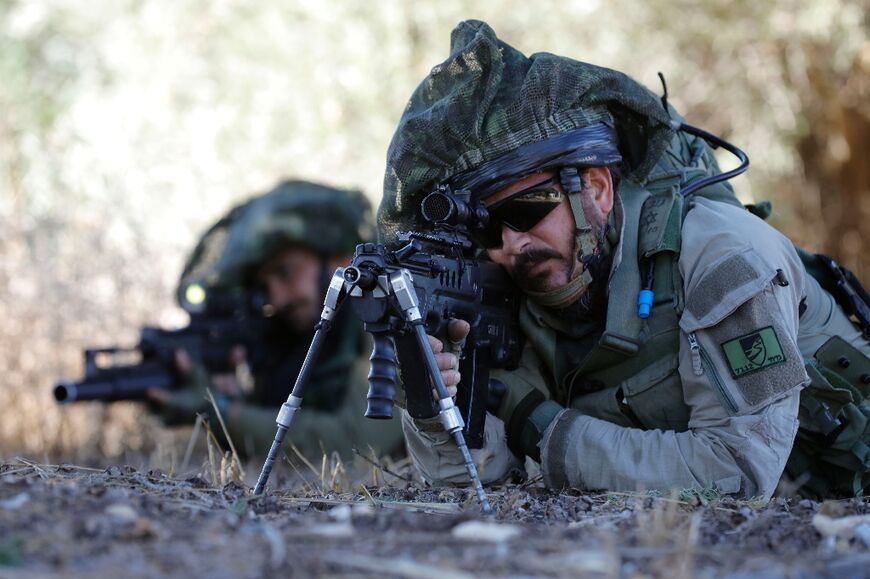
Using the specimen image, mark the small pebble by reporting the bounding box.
[105,504,139,522]
[328,504,353,523]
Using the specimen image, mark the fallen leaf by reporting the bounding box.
[230,498,248,515]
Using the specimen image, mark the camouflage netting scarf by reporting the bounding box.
[378,19,675,248]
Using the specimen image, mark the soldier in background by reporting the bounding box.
[148,180,405,460]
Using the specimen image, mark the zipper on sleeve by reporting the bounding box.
[687,332,739,414]
[687,332,704,376]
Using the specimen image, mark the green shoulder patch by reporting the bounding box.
[720,326,786,378]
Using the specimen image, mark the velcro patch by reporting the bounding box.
[721,326,786,378]
[704,294,807,411]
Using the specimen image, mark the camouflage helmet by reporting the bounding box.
[177,180,373,312]
[378,20,676,248]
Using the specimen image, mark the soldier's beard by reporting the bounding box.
[511,219,612,322]
[511,247,566,293]
[512,207,610,285]
[560,228,612,323]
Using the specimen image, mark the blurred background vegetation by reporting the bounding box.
[1,0,867,461]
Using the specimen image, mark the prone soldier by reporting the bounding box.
[379,21,870,499]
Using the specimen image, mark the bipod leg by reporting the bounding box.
[412,324,492,514]
[389,269,492,514]
[253,269,347,495]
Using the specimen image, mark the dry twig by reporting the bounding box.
[352,447,413,483]
[359,484,379,507]
[331,553,476,579]
[205,388,244,482]
[180,414,204,474]
[278,455,318,494]
[279,496,462,515]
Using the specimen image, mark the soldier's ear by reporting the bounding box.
[582,167,614,215]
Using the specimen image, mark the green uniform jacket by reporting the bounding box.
[402,195,870,499]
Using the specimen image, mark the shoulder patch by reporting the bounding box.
[703,295,807,411]
[720,326,786,378]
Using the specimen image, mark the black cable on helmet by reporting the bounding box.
[657,71,750,198]
[673,121,750,197]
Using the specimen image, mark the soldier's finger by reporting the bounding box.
[447,319,471,344]
[229,345,247,368]
[427,334,444,354]
[212,375,241,396]
[146,388,171,405]
[436,352,458,372]
[441,369,461,387]
[431,384,458,399]
[174,349,193,375]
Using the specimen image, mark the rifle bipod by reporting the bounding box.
[252,266,492,514]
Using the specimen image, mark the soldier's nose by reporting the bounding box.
[500,225,530,255]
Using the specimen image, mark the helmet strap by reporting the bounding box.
[525,265,593,308]
[561,167,597,262]
[523,167,599,309]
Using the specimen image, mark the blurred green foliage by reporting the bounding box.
[0,0,866,457]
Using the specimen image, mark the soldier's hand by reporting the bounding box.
[211,345,246,397]
[146,349,213,423]
[427,319,471,399]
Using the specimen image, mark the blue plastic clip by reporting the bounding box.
[638,260,656,319]
[637,289,654,319]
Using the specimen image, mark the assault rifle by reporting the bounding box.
[254,187,523,513]
[54,288,267,404]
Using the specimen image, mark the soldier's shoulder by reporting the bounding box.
[679,197,800,289]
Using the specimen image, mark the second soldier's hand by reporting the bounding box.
[146,349,196,406]
[427,319,471,399]
[212,345,246,397]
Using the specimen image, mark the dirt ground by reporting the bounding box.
[1,460,870,579]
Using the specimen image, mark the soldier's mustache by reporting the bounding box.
[512,248,562,278]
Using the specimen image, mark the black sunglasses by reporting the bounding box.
[472,177,564,249]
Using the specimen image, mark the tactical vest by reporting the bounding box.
[519,138,870,498]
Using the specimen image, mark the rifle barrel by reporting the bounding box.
[53,363,174,404]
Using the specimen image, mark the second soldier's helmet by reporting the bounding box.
[177,180,373,314]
